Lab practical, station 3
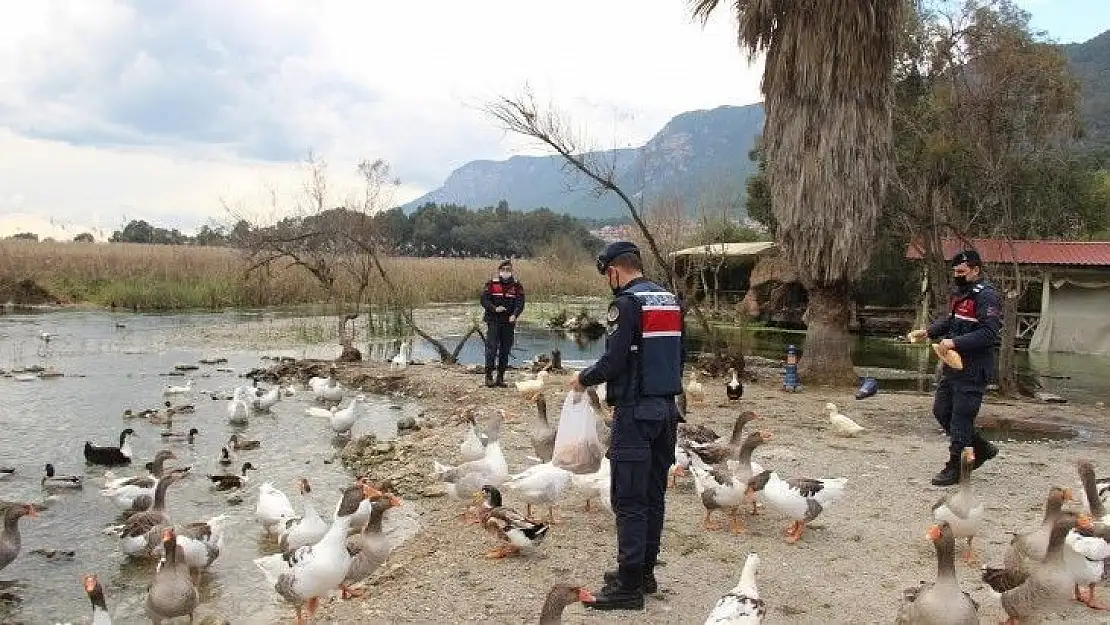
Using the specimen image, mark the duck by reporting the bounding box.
[165,515,228,585]
[305,405,338,420]
[0,503,38,573]
[571,457,611,513]
[458,409,488,463]
[529,393,556,463]
[478,485,551,558]
[339,493,403,599]
[515,370,548,397]
[315,377,345,404]
[227,386,251,425]
[691,463,748,534]
[432,410,510,522]
[101,450,180,513]
[725,367,743,401]
[325,395,363,435]
[279,478,329,552]
[390,339,411,370]
[0,467,14,478]
[160,427,199,444]
[42,463,83,488]
[115,470,187,558]
[982,511,1087,625]
[703,552,765,624]
[252,386,282,412]
[931,447,984,564]
[83,574,112,625]
[685,411,760,466]
[669,445,693,487]
[502,461,573,523]
[1068,459,1110,610]
[745,469,847,544]
[206,462,256,491]
[895,522,978,625]
[1002,486,1074,577]
[162,379,194,396]
[228,433,261,451]
[254,483,375,625]
[825,402,866,436]
[145,527,199,624]
[684,370,705,403]
[217,446,235,467]
[84,428,136,467]
[256,481,298,536]
[539,584,596,624]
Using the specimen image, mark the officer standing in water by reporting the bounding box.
[908,248,1001,486]
[570,241,685,611]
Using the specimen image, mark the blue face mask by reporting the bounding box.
[499,272,512,281]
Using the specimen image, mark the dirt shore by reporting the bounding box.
[273,359,1110,624]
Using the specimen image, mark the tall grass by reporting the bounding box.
[0,240,607,310]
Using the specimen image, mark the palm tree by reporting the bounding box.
[691,0,902,384]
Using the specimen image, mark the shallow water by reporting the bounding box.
[0,311,420,624]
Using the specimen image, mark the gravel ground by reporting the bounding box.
[287,360,1110,625]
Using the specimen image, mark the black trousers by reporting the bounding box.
[608,398,679,571]
[484,321,515,372]
[932,373,985,456]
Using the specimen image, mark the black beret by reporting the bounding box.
[596,241,640,274]
[950,249,982,267]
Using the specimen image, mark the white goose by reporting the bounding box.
[931,447,984,564]
[704,553,765,624]
[162,514,228,585]
[746,470,847,544]
[390,340,411,370]
[254,483,374,624]
[571,457,611,513]
[458,410,488,463]
[256,482,297,537]
[315,378,344,404]
[227,386,251,425]
[1068,460,1110,610]
[279,478,329,553]
[432,410,510,521]
[101,450,179,513]
[252,386,282,412]
[502,461,573,523]
[163,379,194,396]
[323,395,363,435]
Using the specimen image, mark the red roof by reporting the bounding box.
[905,238,1110,266]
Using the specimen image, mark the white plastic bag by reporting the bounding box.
[551,391,605,474]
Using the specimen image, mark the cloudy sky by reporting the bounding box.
[0,0,1104,240]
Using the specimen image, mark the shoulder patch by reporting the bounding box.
[972,284,983,293]
[606,305,619,323]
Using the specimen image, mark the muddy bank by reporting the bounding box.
[256,358,1110,624]
[0,278,60,306]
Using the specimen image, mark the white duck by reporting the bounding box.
[163,379,194,396]
[256,481,297,536]
[252,386,282,412]
[571,457,611,513]
[390,340,411,370]
[704,553,765,624]
[227,386,251,425]
[324,395,363,435]
[254,483,373,624]
[503,462,573,523]
[745,470,847,544]
[458,410,488,463]
[825,402,866,436]
[279,478,329,553]
[684,371,705,403]
[305,405,337,419]
[931,447,984,564]
[432,410,510,521]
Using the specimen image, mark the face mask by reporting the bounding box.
[499,272,511,280]
[953,275,968,287]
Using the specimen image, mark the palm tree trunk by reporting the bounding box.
[799,284,857,385]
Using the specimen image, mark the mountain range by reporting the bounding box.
[405,29,1110,220]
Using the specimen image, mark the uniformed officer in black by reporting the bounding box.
[908,249,1002,486]
[570,241,684,611]
[480,260,525,387]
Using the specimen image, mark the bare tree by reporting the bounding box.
[484,87,731,370]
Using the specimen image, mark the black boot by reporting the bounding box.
[587,566,644,611]
[971,434,998,470]
[930,454,961,486]
[603,564,657,594]
[494,368,507,388]
[484,369,495,388]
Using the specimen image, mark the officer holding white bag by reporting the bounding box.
[570,240,685,611]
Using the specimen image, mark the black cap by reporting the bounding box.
[950,249,982,267]
[596,241,640,274]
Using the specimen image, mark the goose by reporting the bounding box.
[41,463,82,488]
[252,386,282,412]
[1002,486,1073,577]
[165,515,228,585]
[162,379,194,396]
[115,470,187,558]
[691,463,748,534]
[256,481,298,536]
[340,493,403,599]
[83,574,112,625]
[228,433,261,450]
[254,483,375,625]
[529,393,556,463]
[280,478,329,552]
[159,427,198,444]
[704,553,765,624]
[684,370,705,403]
[324,395,363,435]
[670,444,693,487]
[685,411,760,466]
[1068,459,1110,609]
[478,485,551,558]
[206,462,256,490]
[571,457,611,513]
[502,461,573,523]
[390,339,411,370]
[515,370,548,397]
[725,367,743,401]
[539,584,596,624]
[101,450,180,513]
[931,447,984,564]
[825,402,866,436]
[982,511,1087,625]
[316,378,345,404]
[745,469,847,544]
[432,410,510,522]
[458,409,488,463]
[305,405,338,420]
[145,528,199,624]
[227,386,251,425]
[895,522,978,625]
[0,503,38,573]
[84,428,135,467]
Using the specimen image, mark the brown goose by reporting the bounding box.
[685,411,760,465]
[101,449,180,513]
[538,584,595,624]
[983,510,1088,624]
[895,521,978,624]
[119,470,186,558]
[83,574,111,625]
[1002,486,1073,576]
[145,527,198,624]
[0,503,38,573]
[340,493,403,599]
[529,393,555,463]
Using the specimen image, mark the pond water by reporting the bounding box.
[0,310,421,625]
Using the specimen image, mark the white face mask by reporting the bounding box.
[499,272,511,280]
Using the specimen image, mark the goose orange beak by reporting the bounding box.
[926,524,942,541]
[578,587,596,603]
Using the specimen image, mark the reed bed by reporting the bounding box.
[0,241,606,310]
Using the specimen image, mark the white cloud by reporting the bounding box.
[0,0,766,231]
